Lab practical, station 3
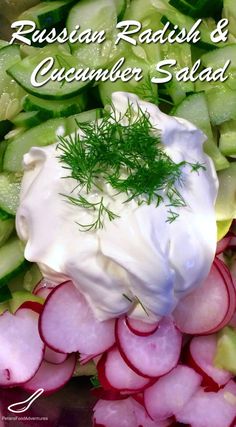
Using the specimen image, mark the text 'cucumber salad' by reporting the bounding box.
[0,0,236,427]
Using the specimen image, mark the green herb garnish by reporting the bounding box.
[57,105,205,231]
[90,374,101,389]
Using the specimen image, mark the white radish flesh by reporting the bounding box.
[144,365,202,421]
[22,354,76,395]
[116,316,182,378]
[39,281,115,355]
[44,347,67,365]
[0,308,44,386]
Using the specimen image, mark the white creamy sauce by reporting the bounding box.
[16,92,218,322]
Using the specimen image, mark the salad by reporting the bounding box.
[0,0,236,426]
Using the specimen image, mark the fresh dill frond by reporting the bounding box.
[57,105,205,230]
[122,293,133,303]
[166,209,180,224]
[90,375,100,389]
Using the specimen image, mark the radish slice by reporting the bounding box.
[35,287,54,299]
[214,258,236,325]
[189,335,232,388]
[22,353,76,395]
[0,308,44,386]
[39,281,115,355]
[19,301,44,314]
[33,278,58,295]
[173,262,230,335]
[126,317,159,336]
[176,380,236,427]
[97,347,153,393]
[93,398,169,427]
[216,234,233,255]
[144,365,202,421]
[44,347,67,365]
[116,316,182,378]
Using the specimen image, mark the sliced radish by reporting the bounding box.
[214,257,236,325]
[36,287,54,299]
[216,234,233,255]
[22,353,76,395]
[126,317,159,337]
[173,262,230,335]
[0,308,44,386]
[189,335,232,388]
[176,380,236,427]
[97,346,153,393]
[44,347,67,365]
[144,365,202,421]
[116,316,182,378]
[93,398,170,427]
[39,281,115,355]
[33,278,58,295]
[19,301,44,314]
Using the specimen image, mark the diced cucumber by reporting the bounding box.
[201,44,236,90]
[3,118,67,172]
[19,0,76,29]
[0,173,22,216]
[114,0,128,19]
[23,264,42,292]
[161,42,194,104]
[0,237,26,288]
[0,40,8,50]
[223,0,236,38]
[206,85,236,125]
[172,93,229,171]
[7,48,89,100]
[169,0,223,19]
[0,141,7,172]
[11,111,43,128]
[219,120,236,156]
[23,92,87,119]
[214,327,236,374]
[217,219,232,241]
[66,108,103,134]
[0,301,9,314]
[9,291,44,313]
[0,45,25,121]
[215,162,236,220]
[0,217,15,247]
[0,287,11,304]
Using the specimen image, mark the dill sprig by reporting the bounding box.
[57,105,205,231]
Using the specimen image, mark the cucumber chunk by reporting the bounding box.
[0,217,15,247]
[214,327,236,374]
[66,109,103,133]
[9,290,44,313]
[3,118,67,172]
[7,48,89,100]
[223,0,236,38]
[219,120,236,156]
[0,173,22,216]
[23,264,42,292]
[201,45,236,90]
[172,93,229,171]
[19,0,76,29]
[11,111,43,128]
[0,45,25,121]
[0,40,8,50]
[0,237,26,288]
[206,85,236,126]
[23,92,87,119]
[169,0,223,19]
[215,162,236,220]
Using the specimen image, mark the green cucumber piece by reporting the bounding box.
[23,264,42,292]
[0,217,14,247]
[206,85,236,126]
[3,117,67,172]
[201,44,236,90]
[0,45,25,121]
[219,120,236,156]
[23,92,87,119]
[0,141,7,172]
[0,173,22,216]
[7,49,89,100]
[0,121,13,140]
[0,237,26,288]
[223,0,236,38]
[172,93,229,171]
[12,111,43,128]
[9,290,44,313]
[66,108,103,133]
[0,286,12,304]
[19,0,76,29]
[214,327,236,374]
[114,0,128,19]
[0,40,8,50]
[215,162,236,220]
[169,0,223,19]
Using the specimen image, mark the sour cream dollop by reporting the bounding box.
[16,92,218,322]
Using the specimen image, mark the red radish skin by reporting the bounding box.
[97,347,154,393]
[0,308,44,386]
[216,234,233,255]
[19,301,44,314]
[116,316,182,378]
[214,258,236,326]
[33,278,58,295]
[39,281,115,355]
[22,353,76,395]
[176,380,236,427]
[189,335,232,389]
[35,287,54,299]
[126,317,159,337]
[144,365,202,422]
[173,262,231,335]
[44,347,67,365]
